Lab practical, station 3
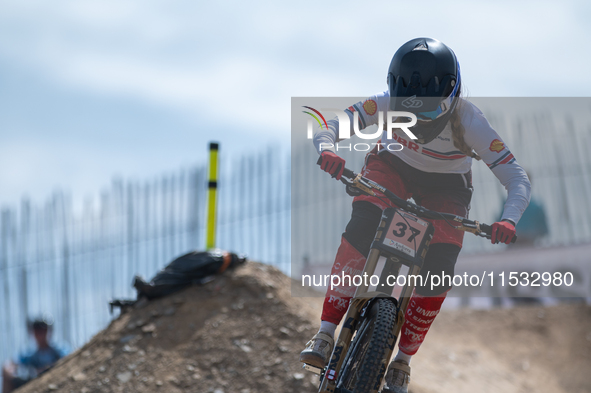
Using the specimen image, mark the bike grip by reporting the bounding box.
[341,167,356,179]
[480,223,517,243]
[480,223,492,237]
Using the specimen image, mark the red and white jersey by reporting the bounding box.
[313,90,531,225]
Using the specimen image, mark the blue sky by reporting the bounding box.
[1,0,590,209]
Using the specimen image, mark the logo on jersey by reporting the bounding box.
[489,139,505,153]
[362,99,377,116]
[401,95,423,109]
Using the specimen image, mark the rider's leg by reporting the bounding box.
[384,243,461,393]
[393,185,471,355]
[385,188,469,393]
[395,243,460,358]
[320,202,383,324]
[300,202,382,367]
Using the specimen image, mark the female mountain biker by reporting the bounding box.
[299,37,531,393]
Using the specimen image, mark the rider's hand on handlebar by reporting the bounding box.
[319,151,346,180]
[491,220,516,244]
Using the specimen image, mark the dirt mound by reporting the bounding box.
[15,263,591,393]
[17,263,322,393]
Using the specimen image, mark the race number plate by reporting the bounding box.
[383,210,429,257]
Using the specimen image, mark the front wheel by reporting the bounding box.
[336,298,398,393]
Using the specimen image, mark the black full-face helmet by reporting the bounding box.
[388,38,461,144]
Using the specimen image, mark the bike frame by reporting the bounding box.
[313,207,434,393]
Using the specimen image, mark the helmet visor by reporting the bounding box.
[415,75,460,122]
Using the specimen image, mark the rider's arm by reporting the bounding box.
[313,118,340,154]
[312,92,387,154]
[490,163,530,226]
[463,104,531,225]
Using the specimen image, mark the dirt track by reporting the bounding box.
[16,262,591,393]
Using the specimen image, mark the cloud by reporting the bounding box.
[2,0,588,121]
[1,0,590,206]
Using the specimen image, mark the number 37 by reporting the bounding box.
[392,221,421,242]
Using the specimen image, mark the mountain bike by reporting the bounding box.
[302,160,516,393]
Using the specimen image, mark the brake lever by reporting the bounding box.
[339,172,355,184]
[352,175,376,196]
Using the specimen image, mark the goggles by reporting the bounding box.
[415,63,461,121]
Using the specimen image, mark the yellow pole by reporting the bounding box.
[206,142,219,250]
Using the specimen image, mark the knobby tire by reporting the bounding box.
[336,298,398,393]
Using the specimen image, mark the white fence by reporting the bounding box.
[0,147,291,362]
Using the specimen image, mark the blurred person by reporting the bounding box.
[299,38,530,393]
[2,316,69,393]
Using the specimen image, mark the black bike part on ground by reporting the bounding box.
[133,250,247,300]
[336,298,398,393]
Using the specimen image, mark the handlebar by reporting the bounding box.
[341,167,356,180]
[317,156,517,243]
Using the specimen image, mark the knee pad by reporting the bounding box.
[342,201,383,258]
[416,243,461,297]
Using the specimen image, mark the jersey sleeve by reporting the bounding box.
[462,103,531,225]
[312,92,387,154]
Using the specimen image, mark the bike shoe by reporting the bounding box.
[299,331,334,368]
[382,360,411,393]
